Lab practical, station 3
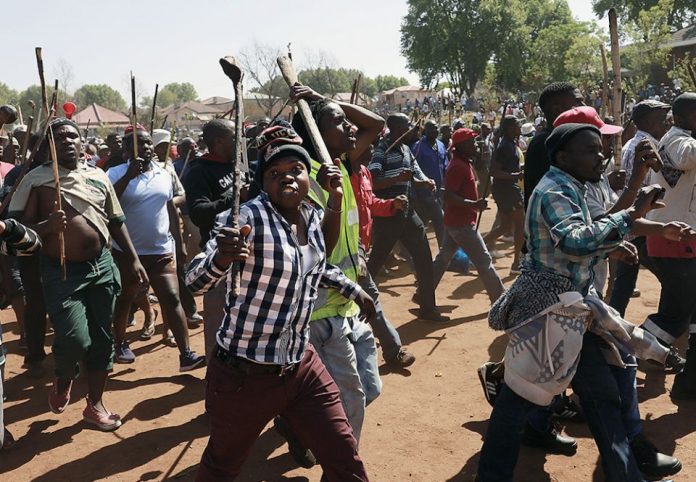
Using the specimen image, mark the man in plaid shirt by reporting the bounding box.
[187,131,376,481]
[477,123,669,482]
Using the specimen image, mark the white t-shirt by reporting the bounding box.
[107,161,175,255]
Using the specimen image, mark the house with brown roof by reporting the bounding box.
[73,103,130,135]
[159,101,225,132]
[379,85,433,111]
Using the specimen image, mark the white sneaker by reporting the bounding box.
[489,250,506,259]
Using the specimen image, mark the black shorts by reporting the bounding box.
[491,183,524,214]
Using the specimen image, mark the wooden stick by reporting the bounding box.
[219,56,244,297]
[35,48,48,118]
[130,73,139,160]
[47,126,66,280]
[276,55,333,166]
[17,105,23,126]
[53,79,59,111]
[385,118,423,154]
[18,116,34,161]
[150,83,159,134]
[600,44,610,118]
[269,98,291,124]
[608,8,623,171]
[355,74,362,105]
[178,148,192,181]
[84,119,91,140]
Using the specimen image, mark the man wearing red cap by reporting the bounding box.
[432,128,504,302]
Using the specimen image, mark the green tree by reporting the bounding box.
[160,82,198,104]
[17,85,45,115]
[73,84,127,112]
[373,75,410,93]
[563,34,606,95]
[621,0,673,91]
[0,83,19,105]
[401,0,522,97]
[592,0,695,30]
[495,0,598,91]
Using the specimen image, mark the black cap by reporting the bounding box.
[545,123,600,164]
[631,99,671,121]
[501,115,520,129]
[672,93,696,118]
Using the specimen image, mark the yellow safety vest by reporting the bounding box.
[307,158,361,320]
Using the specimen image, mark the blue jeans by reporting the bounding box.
[432,225,504,303]
[642,256,696,344]
[478,333,643,482]
[477,384,543,482]
[571,333,643,482]
[359,272,403,361]
[611,351,642,442]
[413,192,445,248]
[309,315,381,443]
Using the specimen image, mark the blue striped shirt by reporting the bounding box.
[525,166,633,295]
[369,137,428,200]
[186,193,363,364]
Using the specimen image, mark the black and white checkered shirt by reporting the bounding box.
[186,193,363,365]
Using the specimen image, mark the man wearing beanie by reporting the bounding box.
[477,123,667,482]
[187,128,375,481]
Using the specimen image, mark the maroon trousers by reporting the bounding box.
[195,344,369,481]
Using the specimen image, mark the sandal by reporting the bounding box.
[139,309,159,340]
[162,329,177,347]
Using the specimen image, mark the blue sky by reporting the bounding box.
[3,0,598,100]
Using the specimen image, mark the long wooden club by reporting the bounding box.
[219,56,245,297]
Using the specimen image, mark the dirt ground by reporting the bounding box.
[1,210,695,482]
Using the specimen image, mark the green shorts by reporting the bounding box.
[41,248,121,379]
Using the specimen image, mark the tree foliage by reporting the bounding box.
[0,83,19,105]
[160,82,198,104]
[401,0,518,97]
[400,0,600,96]
[592,0,695,30]
[73,84,127,112]
[621,0,674,94]
[17,86,45,115]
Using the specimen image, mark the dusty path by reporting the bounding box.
[1,210,694,481]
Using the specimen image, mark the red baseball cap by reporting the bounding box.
[553,106,623,136]
[451,127,477,146]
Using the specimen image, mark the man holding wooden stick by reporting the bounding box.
[107,124,205,371]
[9,118,147,430]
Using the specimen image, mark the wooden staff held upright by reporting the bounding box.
[218,56,245,297]
[608,8,623,170]
[47,126,66,280]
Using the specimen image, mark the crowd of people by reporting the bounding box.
[0,73,695,482]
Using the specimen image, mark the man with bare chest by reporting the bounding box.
[9,118,147,431]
